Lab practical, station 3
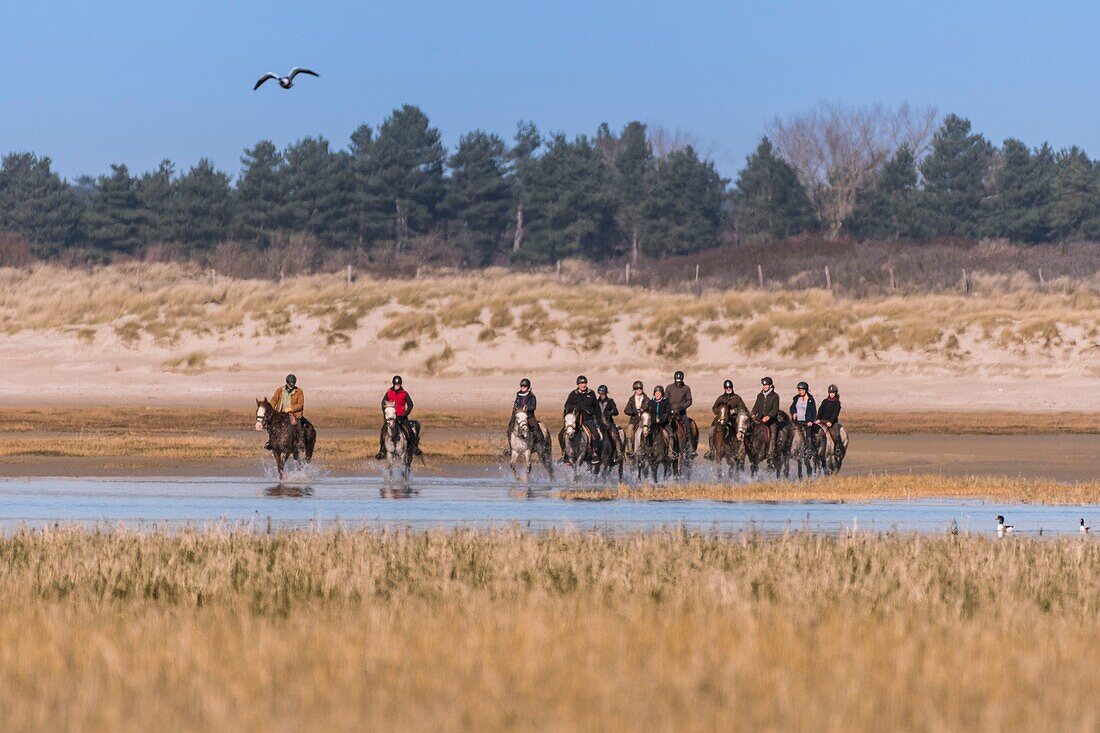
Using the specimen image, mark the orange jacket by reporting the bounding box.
[270,386,305,417]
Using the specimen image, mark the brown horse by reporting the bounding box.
[254,399,316,479]
[710,406,749,480]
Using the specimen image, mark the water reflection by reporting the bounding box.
[379,486,418,499]
[264,484,315,498]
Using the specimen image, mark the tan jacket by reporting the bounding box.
[270,386,305,418]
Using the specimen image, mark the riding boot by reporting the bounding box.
[264,441,272,451]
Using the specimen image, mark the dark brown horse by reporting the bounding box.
[254,398,316,479]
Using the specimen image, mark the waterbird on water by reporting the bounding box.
[253,67,319,90]
[1081,518,1092,534]
[996,515,1014,537]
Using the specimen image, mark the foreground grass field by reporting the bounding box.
[0,528,1096,731]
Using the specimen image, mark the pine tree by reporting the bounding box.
[982,140,1054,243]
[137,160,176,245]
[919,115,993,238]
[348,124,388,249]
[0,152,84,255]
[283,137,356,248]
[732,138,816,239]
[640,145,726,257]
[611,122,654,263]
[851,146,923,240]
[172,158,233,250]
[84,164,143,254]
[233,141,286,245]
[364,105,446,246]
[1049,147,1100,240]
[506,121,541,255]
[522,134,617,263]
[445,131,512,265]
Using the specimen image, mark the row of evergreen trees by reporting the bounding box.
[0,106,724,265]
[3,108,1100,265]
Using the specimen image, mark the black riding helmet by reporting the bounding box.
[828,384,839,394]
[761,377,773,386]
[653,386,664,396]
[723,379,733,390]
[576,375,588,385]
[797,381,809,391]
[519,378,531,389]
[285,374,296,386]
[392,375,402,386]
[597,385,608,394]
[674,370,685,383]
[632,380,644,391]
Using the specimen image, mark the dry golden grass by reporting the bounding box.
[2,263,1099,359]
[0,527,1096,731]
[562,474,1100,504]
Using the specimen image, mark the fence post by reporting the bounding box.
[757,264,764,289]
[556,260,561,280]
[824,265,831,290]
[888,266,896,291]
[346,264,353,286]
[210,268,216,286]
[962,268,971,295]
[625,262,631,285]
[1038,267,1045,289]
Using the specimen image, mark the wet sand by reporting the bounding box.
[1,432,1097,483]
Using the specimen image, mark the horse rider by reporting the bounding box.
[664,370,694,456]
[596,384,622,460]
[815,384,842,442]
[704,379,748,460]
[622,380,650,457]
[751,377,780,458]
[508,377,544,445]
[375,375,423,460]
[790,382,817,426]
[563,375,603,464]
[267,374,305,451]
[648,385,672,449]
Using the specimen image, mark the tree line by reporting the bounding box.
[2,102,1099,267]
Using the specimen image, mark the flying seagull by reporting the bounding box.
[253,67,319,90]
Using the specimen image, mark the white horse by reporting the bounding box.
[382,402,411,482]
[560,410,591,482]
[508,408,553,481]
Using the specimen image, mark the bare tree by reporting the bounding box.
[767,102,938,238]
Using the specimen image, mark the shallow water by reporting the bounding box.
[0,475,1094,536]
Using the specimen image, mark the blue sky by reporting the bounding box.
[2,0,1097,181]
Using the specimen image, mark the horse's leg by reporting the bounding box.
[274,450,286,479]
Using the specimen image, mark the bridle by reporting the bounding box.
[514,409,530,439]
[255,402,271,432]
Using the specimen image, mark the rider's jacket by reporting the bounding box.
[384,387,414,417]
[514,390,537,419]
[597,397,619,425]
[649,396,671,425]
[790,394,818,423]
[623,393,651,424]
[817,396,841,424]
[712,392,748,417]
[751,390,780,422]
[564,389,600,421]
[664,382,693,414]
[271,385,304,418]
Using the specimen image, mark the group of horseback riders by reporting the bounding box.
[510,372,844,467]
[264,373,422,460]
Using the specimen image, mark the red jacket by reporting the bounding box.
[384,387,413,417]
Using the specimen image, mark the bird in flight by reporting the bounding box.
[253,67,319,90]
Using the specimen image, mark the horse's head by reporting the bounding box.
[640,410,651,437]
[563,411,577,438]
[735,411,750,441]
[514,408,529,438]
[254,399,271,431]
[383,402,397,424]
[718,405,730,425]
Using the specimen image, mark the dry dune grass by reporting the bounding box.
[1,263,1099,361]
[562,473,1100,504]
[0,527,1096,731]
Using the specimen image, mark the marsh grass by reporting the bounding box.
[561,473,1100,504]
[0,527,1096,731]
